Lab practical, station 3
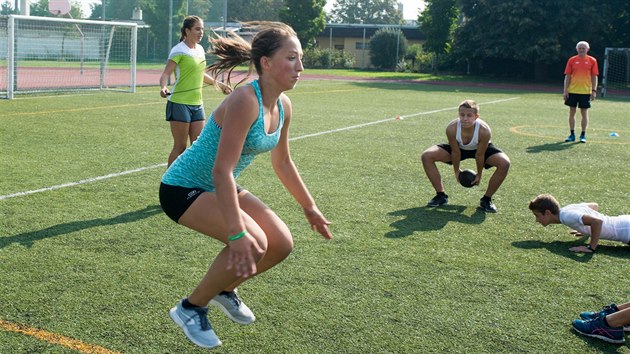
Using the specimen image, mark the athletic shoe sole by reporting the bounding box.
[210,299,255,325]
[572,326,625,344]
[169,307,222,349]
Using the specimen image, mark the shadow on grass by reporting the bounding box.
[526,142,576,153]
[385,204,486,238]
[511,239,630,261]
[0,205,163,249]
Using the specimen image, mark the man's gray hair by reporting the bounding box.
[576,41,590,49]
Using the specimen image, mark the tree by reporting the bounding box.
[89,0,150,21]
[207,0,283,22]
[369,28,408,69]
[605,0,630,47]
[330,0,403,24]
[419,0,458,56]
[30,0,83,18]
[1,2,19,15]
[184,0,214,19]
[452,0,621,79]
[279,0,326,49]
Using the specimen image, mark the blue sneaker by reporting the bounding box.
[580,304,630,332]
[565,134,575,142]
[169,300,221,349]
[210,290,256,325]
[579,304,619,321]
[572,317,625,344]
[579,134,587,143]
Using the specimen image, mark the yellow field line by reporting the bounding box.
[0,319,121,354]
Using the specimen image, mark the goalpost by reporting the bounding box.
[0,15,137,99]
[601,47,630,98]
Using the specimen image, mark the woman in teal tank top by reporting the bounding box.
[159,22,333,349]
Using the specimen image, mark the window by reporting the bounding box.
[356,42,369,50]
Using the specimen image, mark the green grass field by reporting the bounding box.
[1,78,629,353]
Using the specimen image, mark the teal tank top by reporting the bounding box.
[162,80,284,191]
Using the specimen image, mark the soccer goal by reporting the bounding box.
[601,47,630,97]
[0,15,137,99]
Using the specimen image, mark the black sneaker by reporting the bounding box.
[479,197,497,213]
[427,193,448,207]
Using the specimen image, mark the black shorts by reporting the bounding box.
[564,93,591,109]
[159,183,244,223]
[166,101,206,123]
[437,143,503,169]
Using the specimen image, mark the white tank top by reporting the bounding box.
[456,120,480,151]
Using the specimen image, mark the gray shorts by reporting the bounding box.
[166,101,206,123]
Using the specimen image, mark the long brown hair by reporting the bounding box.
[206,22,297,88]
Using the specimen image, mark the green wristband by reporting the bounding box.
[228,230,247,241]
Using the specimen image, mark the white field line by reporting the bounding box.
[1,97,519,201]
[0,164,166,201]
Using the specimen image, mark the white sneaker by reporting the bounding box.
[169,300,221,349]
[210,290,256,325]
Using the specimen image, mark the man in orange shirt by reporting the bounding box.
[563,41,599,143]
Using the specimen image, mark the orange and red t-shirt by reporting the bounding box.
[564,55,599,94]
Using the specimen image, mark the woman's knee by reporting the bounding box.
[276,232,294,256]
[266,230,294,261]
[248,230,269,261]
[496,155,511,172]
[421,149,436,164]
[171,144,187,155]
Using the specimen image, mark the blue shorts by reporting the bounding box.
[166,101,206,123]
[437,143,503,169]
[564,93,591,109]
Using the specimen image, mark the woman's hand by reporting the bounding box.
[217,82,233,95]
[227,233,264,278]
[304,207,332,240]
[160,87,170,98]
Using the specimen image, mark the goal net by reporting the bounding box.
[601,48,630,97]
[0,15,137,99]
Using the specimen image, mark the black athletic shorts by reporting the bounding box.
[437,143,503,169]
[159,183,244,223]
[564,93,591,109]
[159,183,205,222]
[160,183,243,223]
